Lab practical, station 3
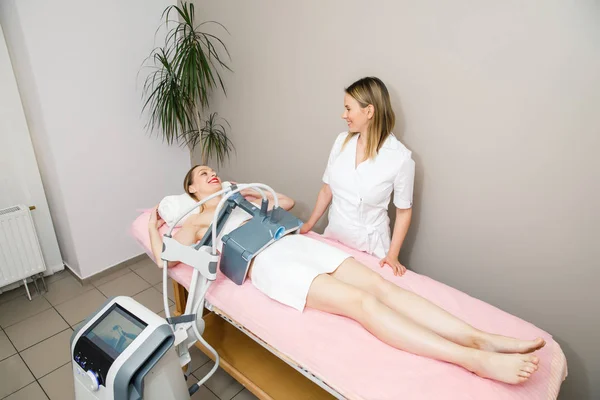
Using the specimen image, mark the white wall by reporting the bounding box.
[0,24,63,278]
[0,0,191,278]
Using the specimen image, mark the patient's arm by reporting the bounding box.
[228,180,295,211]
[240,187,295,211]
[148,207,165,266]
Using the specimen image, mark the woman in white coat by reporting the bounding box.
[301,77,415,276]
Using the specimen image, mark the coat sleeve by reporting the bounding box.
[393,156,416,209]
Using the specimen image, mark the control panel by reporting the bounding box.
[72,303,148,388]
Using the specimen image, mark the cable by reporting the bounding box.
[159,182,278,391]
[163,258,170,320]
[191,280,220,386]
[162,185,235,321]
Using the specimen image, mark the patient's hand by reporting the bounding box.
[228,181,257,199]
[148,206,166,231]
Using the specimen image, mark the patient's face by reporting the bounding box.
[188,166,222,199]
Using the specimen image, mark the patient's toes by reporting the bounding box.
[522,364,535,374]
[531,338,545,351]
[520,337,545,354]
[524,355,539,365]
[472,352,539,385]
[518,371,531,378]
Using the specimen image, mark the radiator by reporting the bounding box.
[0,204,46,298]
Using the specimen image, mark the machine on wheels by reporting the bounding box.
[71,183,303,399]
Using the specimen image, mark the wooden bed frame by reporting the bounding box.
[171,280,340,400]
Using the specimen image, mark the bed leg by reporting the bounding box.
[172,280,188,317]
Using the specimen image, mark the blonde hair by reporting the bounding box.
[343,77,395,160]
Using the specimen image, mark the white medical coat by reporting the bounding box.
[322,132,415,258]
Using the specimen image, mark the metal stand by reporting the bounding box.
[33,273,48,295]
[21,273,48,301]
[40,273,48,292]
[22,279,31,301]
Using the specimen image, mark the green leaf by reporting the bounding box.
[140,1,232,163]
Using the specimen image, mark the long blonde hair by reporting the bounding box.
[343,77,395,160]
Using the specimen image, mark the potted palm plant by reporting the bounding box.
[141,2,234,165]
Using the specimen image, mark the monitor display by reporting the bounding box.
[85,305,147,360]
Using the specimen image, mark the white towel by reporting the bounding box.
[158,182,233,227]
[158,193,200,228]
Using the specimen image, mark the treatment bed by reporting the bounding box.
[131,210,567,400]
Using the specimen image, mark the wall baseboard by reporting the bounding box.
[67,253,149,285]
[45,263,65,275]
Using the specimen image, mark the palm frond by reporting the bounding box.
[140,1,233,163]
[199,112,235,166]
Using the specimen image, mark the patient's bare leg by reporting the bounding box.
[306,274,539,385]
[332,259,545,354]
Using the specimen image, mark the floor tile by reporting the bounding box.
[39,362,74,400]
[194,361,244,400]
[133,263,164,286]
[43,270,70,285]
[43,275,94,306]
[154,278,175,302]
[5,308,69,351]
[0,354,35,398]
[188,344,211,374]
[233,389,259,400]
[55,289,106,326]
[128,256,156,271]
[0,294,52,328]
[157,305,177,319]
[0,286,27,305]
[5,382,49,400]
[125,254,148,267]
[189,374,220,400]
[21,329,73,379]
[0,329,16,361]
[90,266,132,287]
[96,271,150,298]
[133,287,172,314]
[71,320,86,332]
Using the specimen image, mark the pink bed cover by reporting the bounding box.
[132,211,567,400]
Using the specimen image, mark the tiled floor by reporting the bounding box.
[0,257,257,400]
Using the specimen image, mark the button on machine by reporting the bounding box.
[85,370,100,392]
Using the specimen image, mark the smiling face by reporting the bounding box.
[184,165,222,201]
[341,93,373,134]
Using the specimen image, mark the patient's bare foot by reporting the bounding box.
[466,352,540,385]
[475,334,546,354]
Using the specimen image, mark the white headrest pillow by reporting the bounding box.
[158,181,232,228]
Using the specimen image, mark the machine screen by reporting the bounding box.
[84,304,147,360]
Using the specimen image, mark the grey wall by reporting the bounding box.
[192,1,600,398]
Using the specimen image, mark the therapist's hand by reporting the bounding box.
[299,222,314,234]
[379,254,407,276]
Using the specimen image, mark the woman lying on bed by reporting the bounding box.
[148,165,545,385]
